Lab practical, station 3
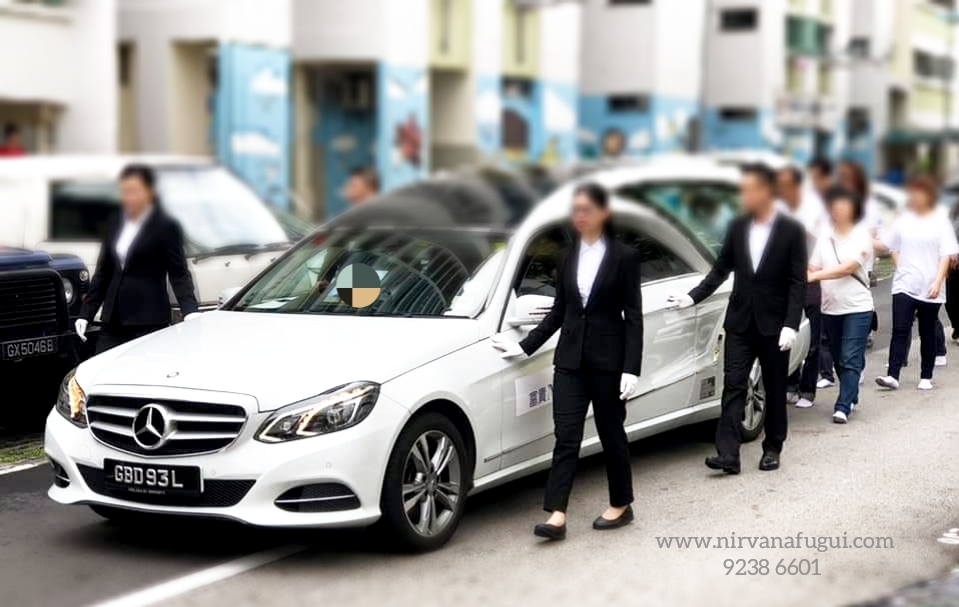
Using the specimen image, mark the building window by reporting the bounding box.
[720,8,759,32]
[118,44,134,87]
[914,50,953,80]
[607,95,651,113]
[439,0,453,54]
[719,108,758,122]
[847,108,870,139]
[849,37,871,59]
[516,7,528,65]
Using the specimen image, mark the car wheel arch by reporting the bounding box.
[403,399,477,491]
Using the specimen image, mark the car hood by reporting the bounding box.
[78,311,480,411]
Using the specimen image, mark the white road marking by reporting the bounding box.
[0,461,44,476]
[87,545,307,607]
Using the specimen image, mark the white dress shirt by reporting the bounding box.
[777,191,826,258]
[748,211,776,272]
[115,207,152,269]
[577,237,607,305]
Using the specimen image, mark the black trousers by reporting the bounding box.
[946,269,959,338]
[95,323,168,355]
[887,293,940,380]
[787,300,820,398]
[543,368,634,513]
[716,321,789,459]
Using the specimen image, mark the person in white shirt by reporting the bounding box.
[777,166,827,409]
[874,175,959,391]
[807,186,875,424]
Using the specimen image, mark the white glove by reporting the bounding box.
[619,373,639,401]
[779,327,797,352]
[184,313,202,321]
[490,335,525,359]
[665,292,695,310]
[75,319,88,342]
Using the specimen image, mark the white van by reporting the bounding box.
[0,156,296,310]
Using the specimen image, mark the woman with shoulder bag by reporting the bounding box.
[807,186,875,424]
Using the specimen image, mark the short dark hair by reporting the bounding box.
[741,162,777,191]
[3,123,19,138]
[573,182,610,209]
[349,166,380,192]
[119,163,157,190]
[778,166,804,187]
[824,185,864,222]
[807,156,833,177]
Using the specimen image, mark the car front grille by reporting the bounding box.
[0,271,61,339]
[86,395,247,457]
[76,465,254,507]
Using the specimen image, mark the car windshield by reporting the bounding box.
[617,181,740,257]
[157,167,289,251]
[229,228,509,318]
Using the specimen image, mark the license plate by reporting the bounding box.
[2,336,57,361]
[104,459,202,497]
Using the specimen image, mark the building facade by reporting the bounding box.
[0,0,117,154]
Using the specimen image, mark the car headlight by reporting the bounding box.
[61,277,75,304]
[55,370,87,428]
[255,381,380,443]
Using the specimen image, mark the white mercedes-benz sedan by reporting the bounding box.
[45,163,810,550]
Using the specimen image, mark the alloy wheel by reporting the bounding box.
[743,363,766,433]
[401,430,462,537]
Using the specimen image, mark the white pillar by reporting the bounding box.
[57,0,118,153]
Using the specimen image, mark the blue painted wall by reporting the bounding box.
[376,64,430,191]
[475,74,503,158]
[578,94,698,158]
[539,81,578,166]
[315,72,377,221]
[703,107,770,151]
[214,43,291,209]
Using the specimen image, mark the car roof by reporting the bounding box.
[0,155,215,180]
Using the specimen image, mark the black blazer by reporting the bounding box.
[688,213,807,336]
[520,240,644,375]
[80,208,199,326]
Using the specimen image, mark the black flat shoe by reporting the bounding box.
[759,451,780,471]
[534,523,567,541]
[705,455,741,475]
[593,505,634,530]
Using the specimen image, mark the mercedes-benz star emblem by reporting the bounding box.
[132,404,173,450]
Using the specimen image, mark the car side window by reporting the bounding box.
[612,224,694,284]
[513,225,571,298]
[50,181,121,242]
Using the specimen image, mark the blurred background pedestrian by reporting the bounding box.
[75,164,200,354]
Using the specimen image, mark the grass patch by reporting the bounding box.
[0,438,44,466]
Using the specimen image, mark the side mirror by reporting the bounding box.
[218,286,243,308]
[507,294,555,328]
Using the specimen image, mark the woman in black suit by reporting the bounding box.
[492,183,643,540]
[75,164,199,354]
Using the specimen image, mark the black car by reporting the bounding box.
[0,247,91,428]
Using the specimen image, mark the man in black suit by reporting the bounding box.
[667,164,806,474]
[76,165,199,354]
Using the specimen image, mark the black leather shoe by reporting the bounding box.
[705,455,741,475]
[759,451,780,471]
[534,523,567,541]
[593,505,634,530]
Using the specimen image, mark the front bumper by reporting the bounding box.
[44,392,410,528]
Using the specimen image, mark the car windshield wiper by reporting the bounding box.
[193,243,270,261]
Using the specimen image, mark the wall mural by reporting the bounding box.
[214,44,291,209]
[474,75,503,157]
[377,64,429,191]
[539,82,577,166]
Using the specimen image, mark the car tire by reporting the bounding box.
[380,412,470,552]
[741,361,766,443]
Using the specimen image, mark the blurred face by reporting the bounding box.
[837,163,856,192]
[907,187,935,213]
[776,170,801,203]
[344,175,376,205]
[119,176,153,219]
[809,167,831,195]
[571,193,609,236]
[740,173,774,215]
[829,197,856,227]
